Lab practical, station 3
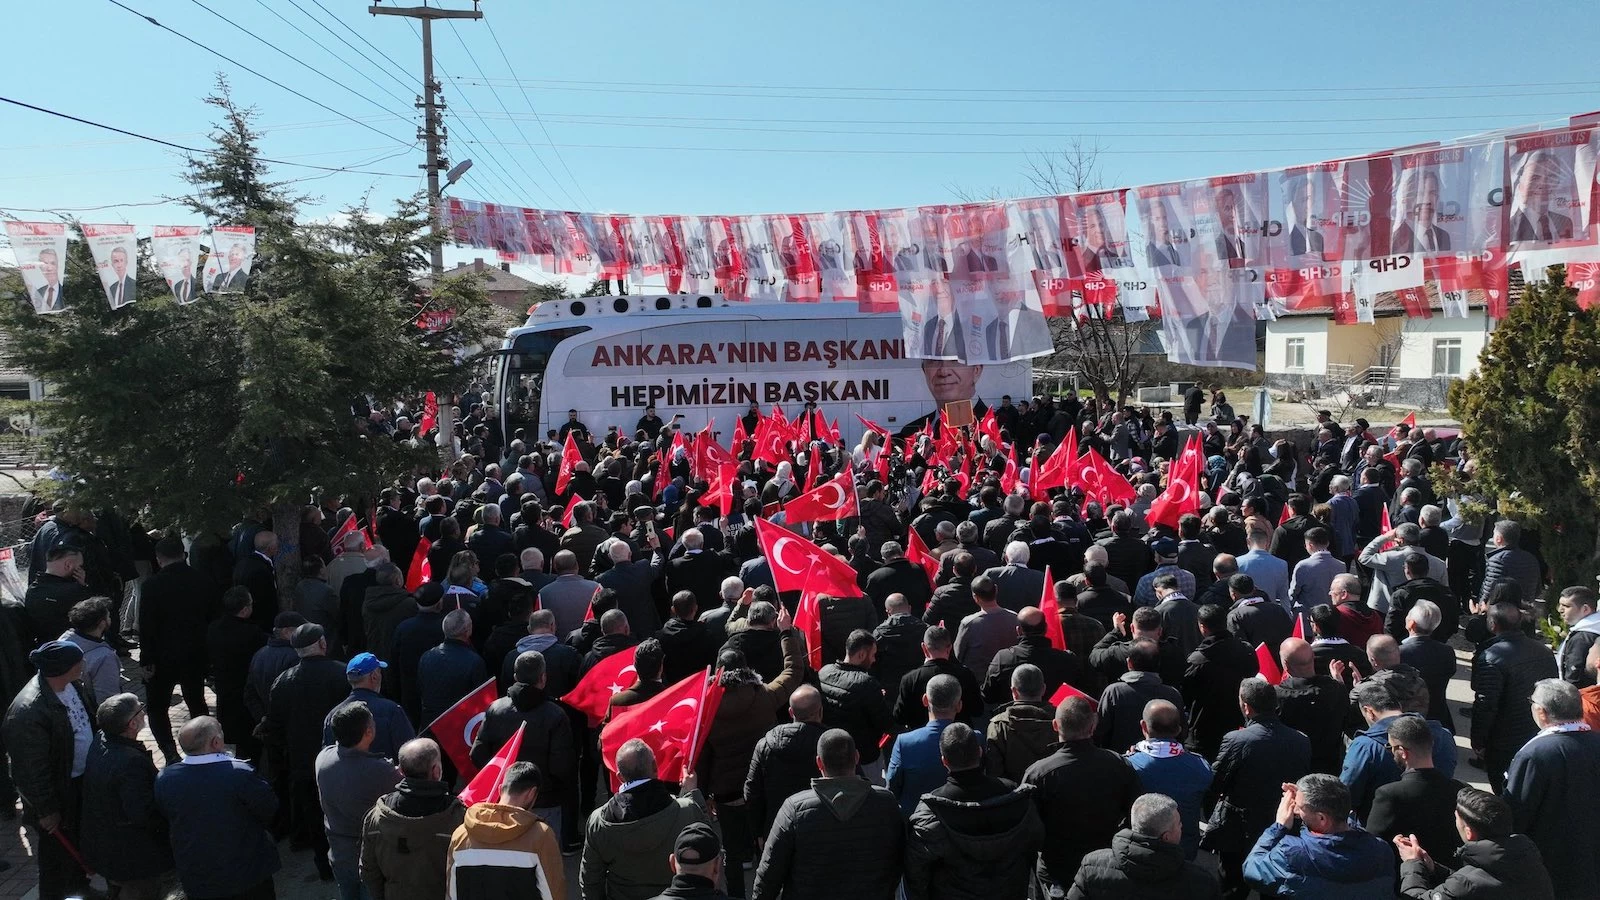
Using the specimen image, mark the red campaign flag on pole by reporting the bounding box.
[565,646,640,727]
[782,471,860,524]
[1147,435,1201,530]
[793,560,825,670]
[1396,285,1433,319]
[555,432,583,497]
[1254,643,1285,686]
[424,677,497,779]
[600,668,724,782]
[855,413,890,438]
[1038,566,1066,652]
[406,536,432,591]
[754,518,860,596]
[874,444,891,484]
[905,528,939,590]
[418,391,438,436]
[562,492,583,528]
[458,723,524,806]
[1049,681,1099,710]
[1291,611,1306,641]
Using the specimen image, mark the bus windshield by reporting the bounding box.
[499,325,590,447]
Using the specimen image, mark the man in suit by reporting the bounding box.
[1504,678,1600,899]
[104,245,136,308]
[920,293,966,360]
[31,247,65,312]
[1365,714,1465,859]
[233,530,279,630]
[1391,169,1452,254]
[1143,198,1183,269]
[984,542,1046,613]
[1509,149,1576,244]
[168,249,199,304]
[985,296,1050,361]
[896,359,986,438]
[1287,223,1324,257]
[211,242,252,292]
[1285,173,1325,258]
[1212,187,1247,263]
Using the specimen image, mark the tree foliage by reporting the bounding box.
[1448,269,1600,592]
[0,78,496,557]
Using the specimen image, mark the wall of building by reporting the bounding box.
[1325,316,1404,371]
[1395,311,1493,380]
[1263,317,1328,376]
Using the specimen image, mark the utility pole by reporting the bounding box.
[371,1,482,468]
[369,1,482,277]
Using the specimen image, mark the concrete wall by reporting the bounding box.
[1396,311,1493,380]
[1264,317,1328,376]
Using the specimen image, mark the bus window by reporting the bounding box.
[499,325,591,447]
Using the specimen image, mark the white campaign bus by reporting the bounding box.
[494,293,1032,448]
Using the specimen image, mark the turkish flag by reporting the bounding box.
[1049,680,1098,710]
[600,668,724,781]
[424,677,497,779]
[1077,448,1137,508]
[555,432,583,497]
[418,391,438,436]
[905,528,939,590]
[1032,429,1076,501]
[733,415,748,448]
[978,408,1000,446]
[566,646,639,727]
[855,413,890,438]
[1277,502,1293,526]
[1380,503,1393,534]
[1385,412,1416,442]
[652,449,668,501]
[562,492,582,528]
[1147,435,1202,530]
[329,513,369,556]
[1038,566,1066,652]
[405,536,432,591]
[782,471,859,524]
[794,564,825,670]
[1254,643,1284,685]
[1291,611,1306,641]
[999,443,1019,496]
[755,518,859,595]
[458,723,523,806]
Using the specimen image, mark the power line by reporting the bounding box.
[483,14,592,207]
[443,20,567,206]
[302,0,417,87]
[243,0,413,107]
[0,95,414,177]
[103,0,413,147]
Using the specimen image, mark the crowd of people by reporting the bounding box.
[2,394,1597,900]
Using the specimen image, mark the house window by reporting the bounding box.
[1432,338,1463,377]
[1285,337,1306,371]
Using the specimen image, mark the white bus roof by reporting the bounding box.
[503,293,897,343]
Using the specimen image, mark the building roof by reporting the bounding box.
[415,258,537,294]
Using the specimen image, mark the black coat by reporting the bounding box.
[894,657,984,732]
[904,771,1044,900]
[1098,536,1154,587]
[1471,631,1557,765]
[1181,634,1259,759]
[1401,635,1459,734]
[596,556,665,638]
[655,616,721,685]
[1204,715,1310,853]
[1399,835,1555,900]
[139,561,220,677]
[22,573,89,647]
[80,733,175,882]
[417,639,488,728]
[1225,597,1292,657]
[1,675,94,824]
[376,507,420,574]
[751,775,905,900]
[743,720,827,834]
[1388,576,1459,643]
[232,552,279,630]
[1070,828,1221,900]
[267,655,351,777]
[871,613,925,695]
[1275,674,1348,775]
[982,635,1082,705]
[924,579,977,629]
[722,627,785,684]
[865,559,934,617]
[1367,768,1465,861]
[1504,726,1600,899]
[1022,741,1142,888]
[207,615,266,741]
[664,551,734,609]
[818,662,894,765]
[471,684,575,801]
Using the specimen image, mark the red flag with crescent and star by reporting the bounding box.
[1255,643,1285,685]
[405,536,432,591]
[1147,434,1202,530]
[905,528,940,590]
[424,677,497,779]
[782,471,860,524]
[555,432,583,497]
[1038,566,1066,651]
[793,560,826,670]
[754,517,860,595]
[458,723,524,805]
[1075,447,1137,508]
[566,646,640,727]
[599,668,724,781]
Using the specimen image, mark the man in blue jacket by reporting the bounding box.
[1244,774,1394,897]
[154,716,280,900]
[1341,671,1457,823]
[887,673,965,813]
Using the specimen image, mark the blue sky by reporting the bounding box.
[4,0,1599,276]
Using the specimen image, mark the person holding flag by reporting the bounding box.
[583,744,713,900]
[470,652,577,839]
[445,761,567,900]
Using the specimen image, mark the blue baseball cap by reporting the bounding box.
[347,652,388,676]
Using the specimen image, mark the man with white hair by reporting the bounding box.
[985,541,1046,612]
[664,527,730,608]
[1068,545,1131,595]
[596,532,665,636]
[1325,474,1359,562]
[519,547,553,592]
[325,529,370,596]
[1478,519,1542,604]
[1399,598,1456,733]
[699,577,747,644]
[1070,792,1220,897]
[1504,679,1600,899]
[416,610,487,731]
[467,502,515,566]
[983,493,1029,554]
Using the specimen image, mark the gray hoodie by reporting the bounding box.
[62,628,118,705]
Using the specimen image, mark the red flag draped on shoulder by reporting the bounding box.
[600,668,724,781]
[905,528,939,590]
[755,518,860,595]
[1038,566,1066,651]
[424,677,496,779]
[566,646,640,727]
[406,536,432,590]
[555,432,583,497]
[782,471,859,524]
[793,560,826,670]
[1147,434,1203,530]
[458,723,524,805]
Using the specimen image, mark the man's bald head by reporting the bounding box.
[885,594,909,616]
[1017,606,1045,632]
[1367,634,1401,669]
[1141,699,1183,740]
[789,685,823,723]
[1281,637,1315,677]
[397,738,442,778]
[178,716,224,756]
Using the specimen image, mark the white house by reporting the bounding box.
[1262,290,1497,407]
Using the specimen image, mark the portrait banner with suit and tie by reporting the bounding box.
[83,223,138,310]
[205,225,256,294]
[1504,125,1599,257]
[152,225,206,306]
[1262,162,1344,313]
[4,221,69,315]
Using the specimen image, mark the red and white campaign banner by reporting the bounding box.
[82,223,139,310]
[5,221,68,314]
[152,226,205,305]
[205,226,256,294]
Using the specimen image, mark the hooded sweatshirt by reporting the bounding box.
[1559,611,1600,686]
[445,802,565,900]
[580,781,711,900]
[360,779,467,900]
[750,775,905,900]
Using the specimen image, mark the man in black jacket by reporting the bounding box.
[1205,678,1311,900]
[1396,787,1555,900]
[1274,638,1348,776]
[265,623,351,879]
[472,650,576,838]
[207,587,266,763]
[597,537,666,637]
[233,530,281,630]
[3,641,94,900]
[924,553,978,628]
[1399,599,1458,734]
[818,630,895,772]
[1022,696,1142,897]
[1387,552,1459,643]
[655,591,722,685]
[751,727,904,900]
[1070,793,1221,899]
[981,606,1082,704]
[743,685,828,836]
[1471,602,1557,792]
[22,547,90,648]
[1098,512,1155,587]
[905,723,1044,900]
[1366,714,1465,862]
[893,625,983,732]
[864,544,933,618]
[1182,604,1259,759]
[139,535,219,762]
[81,693,177,897]
[870,594,924,694]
